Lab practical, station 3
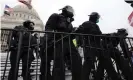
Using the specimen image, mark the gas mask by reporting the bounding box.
[67,17,74,23]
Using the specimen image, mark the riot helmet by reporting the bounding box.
[88,12,100,23]
[61,5,74,18]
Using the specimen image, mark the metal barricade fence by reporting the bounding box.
[0,28,133,80]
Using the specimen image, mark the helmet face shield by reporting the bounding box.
[66,6,75,15]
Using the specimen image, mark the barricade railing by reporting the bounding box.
[1,28,133,80]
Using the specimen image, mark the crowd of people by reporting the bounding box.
[6,5,133,80]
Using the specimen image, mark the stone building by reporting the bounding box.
[1,4,44,52]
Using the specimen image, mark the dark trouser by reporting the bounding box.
[21,49,35,76]
[52,40,82,80]
[64,53,71,70]
[94,56,120,80]
[8,49,33,80]
[82,47,120,80]
[39,46,53,80]
[95,48,133,80]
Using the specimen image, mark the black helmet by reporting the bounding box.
[117,28,128,36]
[23,20,35,26]
[88,12,100,23]
[61,5,74,17]
[23,20,35,30]
[88,12,100,19]
[117,28,126,33]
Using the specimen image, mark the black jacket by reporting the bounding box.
[7,25,35,50]
[45,13,73,32]
[44,13,74,43]
[76,21,102,47]
[102,33,130,57]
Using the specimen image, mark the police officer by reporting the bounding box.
[95,28,133,80]
[8,20,35,80]
[76,12,121,80]
[40,5,82,80]
[112,29,133,80]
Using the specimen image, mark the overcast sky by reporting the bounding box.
[0,0,133,36]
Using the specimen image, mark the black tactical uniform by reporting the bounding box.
[76,12,121,80]
[95,29,133,80]
[8,20,35,80]
[40,5,82,80]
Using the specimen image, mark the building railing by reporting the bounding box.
[1,28,133,80]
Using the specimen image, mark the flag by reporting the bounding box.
[18,0,32,9]
[128,11,133,27]
[4,5,13,16]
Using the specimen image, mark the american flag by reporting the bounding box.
[128,11,133,27]
[18,0,32,9]
[4,5,13,16]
